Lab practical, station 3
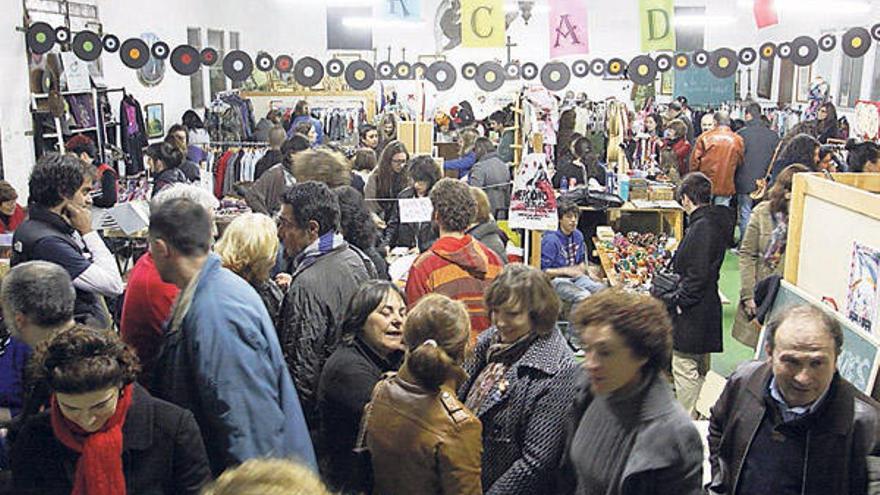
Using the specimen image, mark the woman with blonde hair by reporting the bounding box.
[202,459,332,495]
[364,293,482,495]
[466,186,507,264]
[444,127,481,178]
[214,212,283,322]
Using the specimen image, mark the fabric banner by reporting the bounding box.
[753,0,779,29]
[548,0,589,58]
[508,153,558,231]
[639,0,675,52]
[381,0,422,21]
[461,0,505,48]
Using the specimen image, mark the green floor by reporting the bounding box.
[713,251,757,377]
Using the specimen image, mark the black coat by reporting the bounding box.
[10,384,211,495]
[735,120,779,194]
[317,337,402,492]
[659,205,732,354]
[382,187,438,251]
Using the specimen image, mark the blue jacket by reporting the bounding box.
[288,115,324,144]
[540,229,585,270]
[152,254,316,475]
[444,152,477,178]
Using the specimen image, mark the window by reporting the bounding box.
[208,29,226,100]
[188,27,204,109]
[839,54,864,108]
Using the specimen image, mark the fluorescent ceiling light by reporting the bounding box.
[676,15,737,27]
[342,17,426,29]
[735,0,870,14]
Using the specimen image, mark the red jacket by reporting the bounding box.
[406,235,503,343]
[0,204,26,234]
[690,127,744,196]
[668,138,692,178]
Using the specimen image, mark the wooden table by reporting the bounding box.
[579,201,684,240]
[594,240,620,287]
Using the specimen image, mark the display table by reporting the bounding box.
[579,200,684,240]
[594,240,620,287]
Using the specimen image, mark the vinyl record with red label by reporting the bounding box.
[255,53,274,72]
[120,38,150,69]
[738,47,757,65]
[223,50,254,82]
[843,27,871,58]
[293,56,324,87]
[522,62,539,80]
[606,58,626,77]
[376,61,394,80]
[674,53,690,71]
[275,55,294,73]
[461,62,478,80]
[412,62,428,79]
[345,60,375,91]
[170,45,200,76]
[693,50,710,68]
[590,59,606,76]
[103,34,120,53]
[54,26,71,45]
[571,59,589,78]
[426,61,456,91]
[790,36,819,66]
[759,42,776,60]
[818,34,837,52]
[26,22,56,54]
[151,41,170,60]
[200,48,219,66]
[709,48,738,79]
[627,55,657,86]
[72,30,102,62]
[476,62,505,92]
[326,58,345,77]
[655,54,673,72]
[395,62,413,80]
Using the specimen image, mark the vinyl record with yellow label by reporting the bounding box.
[759,42,776,60]
[476,62,506,92]
[709,48,738,79]
[606,58,626,77]
[120,38,150,69]
[843,27,871,58]
[541,62,571,91]
[674,53,690,71]
[627,55,657,86]
[345,60,375,91]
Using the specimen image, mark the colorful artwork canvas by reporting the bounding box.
[846,242,880,334]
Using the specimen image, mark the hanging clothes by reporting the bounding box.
[119,94,148,176]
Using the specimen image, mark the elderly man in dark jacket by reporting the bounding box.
[709,305,880,495]
[658,173,732,417]
[735,103,779,242]
[277,181,372,435]
[469,137,511,220]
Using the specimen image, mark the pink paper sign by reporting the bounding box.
[549,0,590,58]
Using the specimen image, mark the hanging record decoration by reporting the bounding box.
[738,47,757,65]
[818,34,836,52]
[843,27,871,58]
[709,48,737,79]
[571,59,589,78]
[476,62,505,92]
[293,56,323,87]
[223,50,254,82]
[199,47,218,66]
[26,22,56,54]
[655,54,672,72]
[412,62,428,79]
[505,62,521,80]
[777,42,792,59]
[693,50,709,68]
[674,53,690,70]
[538,62,568,91]
[426,60,456,91]
[255,53,274,72]
[590,59,606,76]
[522,62,539,80]
[395,62,413,80]
[791,36,819,66]
[606,58,626,77]
[103,34,120,53]
[120,38,150,69]
[376,61,394,80]
[872,23,880,42]
[170,45,200,76]
[461,62,478,80]
[72,31,102,62]
[759,42,776,60]
[326,58,345,77]
[151,41,170,60]
[627,55,657,86]
[344,60,375,91]
[54,26,71,45]
[275,54,293,73]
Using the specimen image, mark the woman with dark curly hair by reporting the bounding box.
[334,186,389,279]
[769,133,819,182]
[11,325,211,495]
[383,155,441,252]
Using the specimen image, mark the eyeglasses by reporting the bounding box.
[274,212,296,230]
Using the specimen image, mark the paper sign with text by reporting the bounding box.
[399,197,434,224]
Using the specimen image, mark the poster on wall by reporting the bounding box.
[60,52,90,92]
[461,0,505,48]
[381,0,422,20]
[549,0,590,58]
[846,242,880,334]
[508,153,558,231]
[639,0,675,52]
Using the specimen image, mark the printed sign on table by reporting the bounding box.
[508,153,558,231]
[399,197,433,224]
[846,242,880,334]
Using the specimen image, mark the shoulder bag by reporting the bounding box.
[750,140,784,201]
[649,258,681,302]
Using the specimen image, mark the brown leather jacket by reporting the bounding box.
[365,366,483,495]
[690,126,744,196]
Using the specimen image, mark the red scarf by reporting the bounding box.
[50,383,134,495]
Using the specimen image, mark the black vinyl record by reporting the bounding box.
[590,59,606,76]
[395,62,413,80]
[26,22,56,54]
[759,42,776,60]
[200,47,219,66]
[120,38,150,69]
[54,26,71,44]
[293,56,324,87]
[275,55,294,73]
[102,34,120,53]
[522,62,539,80]
[541,62,571,91]
[843,27,871,58]
[255,53,274,72]
[738,47,757,65]
[223,50,254,82]
[674,53,690,71]
[627,55,657,86]
[655,54,672,72]
[412,62,428,79]
[151,41,170,60]
[606,58,626,77]
[791,36,819,66]
[170,45,200,76]
[461,62,478,80]
[72,31,102,62]
[326,58,345,77]
[693,50,709,67]
[345,60,375,91]
[872,23,880,42]
[818,34,837,52]
[709,48,738,79]
[476,62,505,92]
[777,42,792,59]
[505,62,521,80]
[376,61,394,80]
[426,61,456,91]
[571,59,589,77]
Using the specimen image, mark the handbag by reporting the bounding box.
[750,140,783,201]
[650,258,681,301]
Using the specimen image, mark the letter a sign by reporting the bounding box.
[461,0,505,48]
[639,0,675,52]
[549,0,589,58]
